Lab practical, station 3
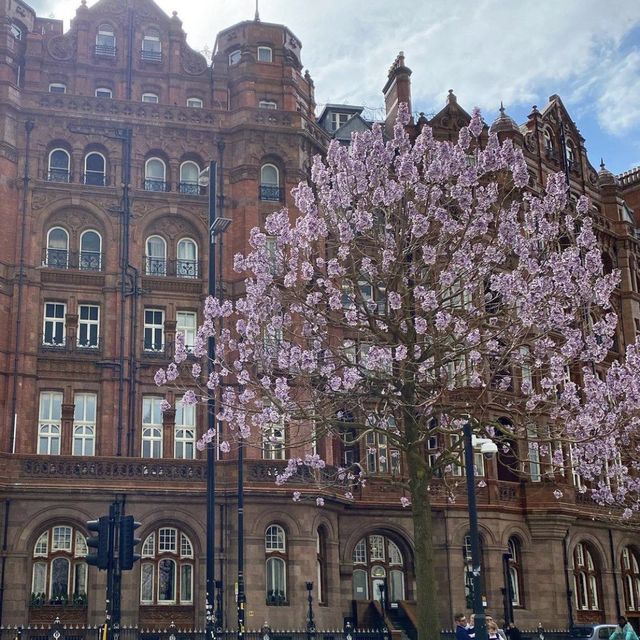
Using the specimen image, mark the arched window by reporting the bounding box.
[95,24,115,56]
[177,238,198,278]
[31,525,87,604]
[573,542,602,611]
[46,227,69,268]
[265,525,287,605]
[11,22,23,40]
[49,83,67,94]
[566,141,576,170]
[139,527,194,605]
[351,534,407,604]
[621,546,640,613]
[228,49,241,65]
[141,28,162,61]
[260,163,282,201]
[48,149,70,182]
[508,536,524,607]
[543,129,554,151]
[80,230,102,271]
[187,97,203,108]
[179,161,201,195]
[317,528,327,604]
[144,158,167,191]
[145,235,167,276]
[84,152,106,186]
[142,92,159,104]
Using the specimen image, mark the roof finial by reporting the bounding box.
[499,101,505,115]
[255,0,260,21]
[600,158,605,170]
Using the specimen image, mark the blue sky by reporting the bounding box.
[31,0,640,175]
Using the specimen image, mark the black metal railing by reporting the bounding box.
[259,184,284,202]
[144,178,169,192]
[94,44,116,56]
[46,170,71,183]
[39,338,103,355]
[41,249,103,271]
[178,182,205,195]
[82,173,108,186]
[142,340,172,358]
[144,257,200,279]
[140,49,162,62]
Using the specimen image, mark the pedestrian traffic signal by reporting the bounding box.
[119,515,141,570]
[86,516,110,570]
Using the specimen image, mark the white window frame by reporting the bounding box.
[186,97,203,108]
[38,391,62,455]
[257,46,273,62]
[262,418,285,460]
[46,227,69,268]
[95,87,112,98]
[145,235,167,275]
[176,311,197,351]
[43,302,66,346]
[73,392,96,456]
[49,83,67,94]
[144,158,166,192]
[78,304,99,348]
[228,49,241,65]
[79,229,102,271]
[259,100,277,109]
[176,238,198,278]
[48,148,71,182]
[142,92,159,104]
[175,401,196,459]
[141,396,163,458]
[143,308,165,352]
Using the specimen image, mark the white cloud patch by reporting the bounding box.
[28,0,640,140]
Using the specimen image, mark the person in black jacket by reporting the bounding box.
[455,614,470,640]
[506,622,522,640]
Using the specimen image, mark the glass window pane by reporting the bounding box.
[51,557,70,598]
[140,563,154,602]
[353,568,368,600]
[158,559,176,602]
[180,564,193,603]
[32,562,47,594]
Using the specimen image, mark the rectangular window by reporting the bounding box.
[142,396,163,458]
[330,112,350,131]
[180,564,193,603]
[520,346,532,387]
[186,98,203,108]
[140,564,154,603]
[144,309,165,352]
[49,83,66,93]
[259,100,277,109]
[365,429,389,474]
[95,88,112,98]
[159,528,177,552]
[142,93,159,103]
[257,46,272,62]
[175,402,196,459]
[78,304,99,348]
[176,311,197,351]
[262,419,285,460]
[73,392,96,456]
[528,427,541,482]
[38,391,62,455]
[43,302,66,345]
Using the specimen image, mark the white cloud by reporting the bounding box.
[28,0,640,139]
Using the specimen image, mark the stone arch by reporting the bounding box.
[501,525,532,548]
[37,200,117,244]
[250,508,303,538]
[342,520,414,569]
[450,518,498,548]
[310,512,337,541]
[136,511,204,558]
[569,533,609,571]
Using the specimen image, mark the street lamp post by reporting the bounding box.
[463,421,492,640]
[203,160,231,640]
[305,581,316,637]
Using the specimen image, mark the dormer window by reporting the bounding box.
[257,46,272,63]
[228,49,241,66]
[49,83,67,94]
[330,112,351,131]
[142,28,162,62]
[96,24,116,56]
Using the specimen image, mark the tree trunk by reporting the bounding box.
[408,451,440,640]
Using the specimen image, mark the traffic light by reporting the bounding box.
[86,516,110,570]
[119,515,141,570]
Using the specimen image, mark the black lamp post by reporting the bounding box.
[305,581,316,635]
[463,421,487,640]
[203,160,231,640]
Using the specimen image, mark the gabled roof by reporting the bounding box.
[539,94,585,144]
[317,104,365,128]
[333,113,372,143]
[429,89,473,131]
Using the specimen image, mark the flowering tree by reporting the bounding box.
[157,105,640,640]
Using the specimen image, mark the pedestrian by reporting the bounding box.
[610,617,639,640]
[455,613,470,640]
[488,620,500,640]
[507,622,523,640]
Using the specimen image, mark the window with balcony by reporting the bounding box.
[179,161,201,195]
[177,238,198,278]
[37,392,62,455]
[73,393,96,456]
[95,87,112,98]
[95,24,116,56]
[176,311,197,351]
[46,227,69,268]
[175,401,196,459]
[48,149,70,182]
[144,158,167,191]
[228,49,241,65]
[31,525,87,605]
[43,302,66,346]
[260,163,282,201]
[141,29,162,62]
[143,308,164,352]
[140,527,193,604]
[145,235,167,275]
[49,83,67,94]
[257,46,273,62]
[265,525,287,605]
[80,230,102,271]
[141,396,163,458]
[78,304,99,349]
[186,97,203,108]
[83,152,106,186]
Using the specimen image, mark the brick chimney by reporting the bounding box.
[383,51,412,136]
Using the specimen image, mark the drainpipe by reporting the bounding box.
[608,529,621,620]
[8,120,34,454]
[563,530,575,629]
[0,499,11,625]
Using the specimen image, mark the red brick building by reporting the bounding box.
[0,0,639,634]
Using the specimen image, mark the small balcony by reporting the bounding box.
[178,182,205,196]
[82,173,108,186]
[144,257,200,279]
[142,340,172,359]
[259,184,284,202]
[144,178,169,192]
[42,249,104,271]
[46,170,71,183]
[140,49,162,62]
[94,44,116,57]
[39,338,103,356]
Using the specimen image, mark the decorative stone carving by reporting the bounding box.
[181,46,207,76]
[47,34,75,61]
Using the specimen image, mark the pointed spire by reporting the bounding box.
[499,101,505,115]
[597,158,617,187]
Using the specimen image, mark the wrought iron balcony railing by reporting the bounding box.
[42,249,104,272]
[46,170,71,183]
[39,338,103,355]
[178,182,205,195]
[144,257,200,279]
[144,178,169,192]
[82,173,108,186]
[259,184,284,202]
[95,44,116,57]
[140,49,162,62]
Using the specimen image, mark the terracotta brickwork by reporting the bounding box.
[0,0,639,633]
